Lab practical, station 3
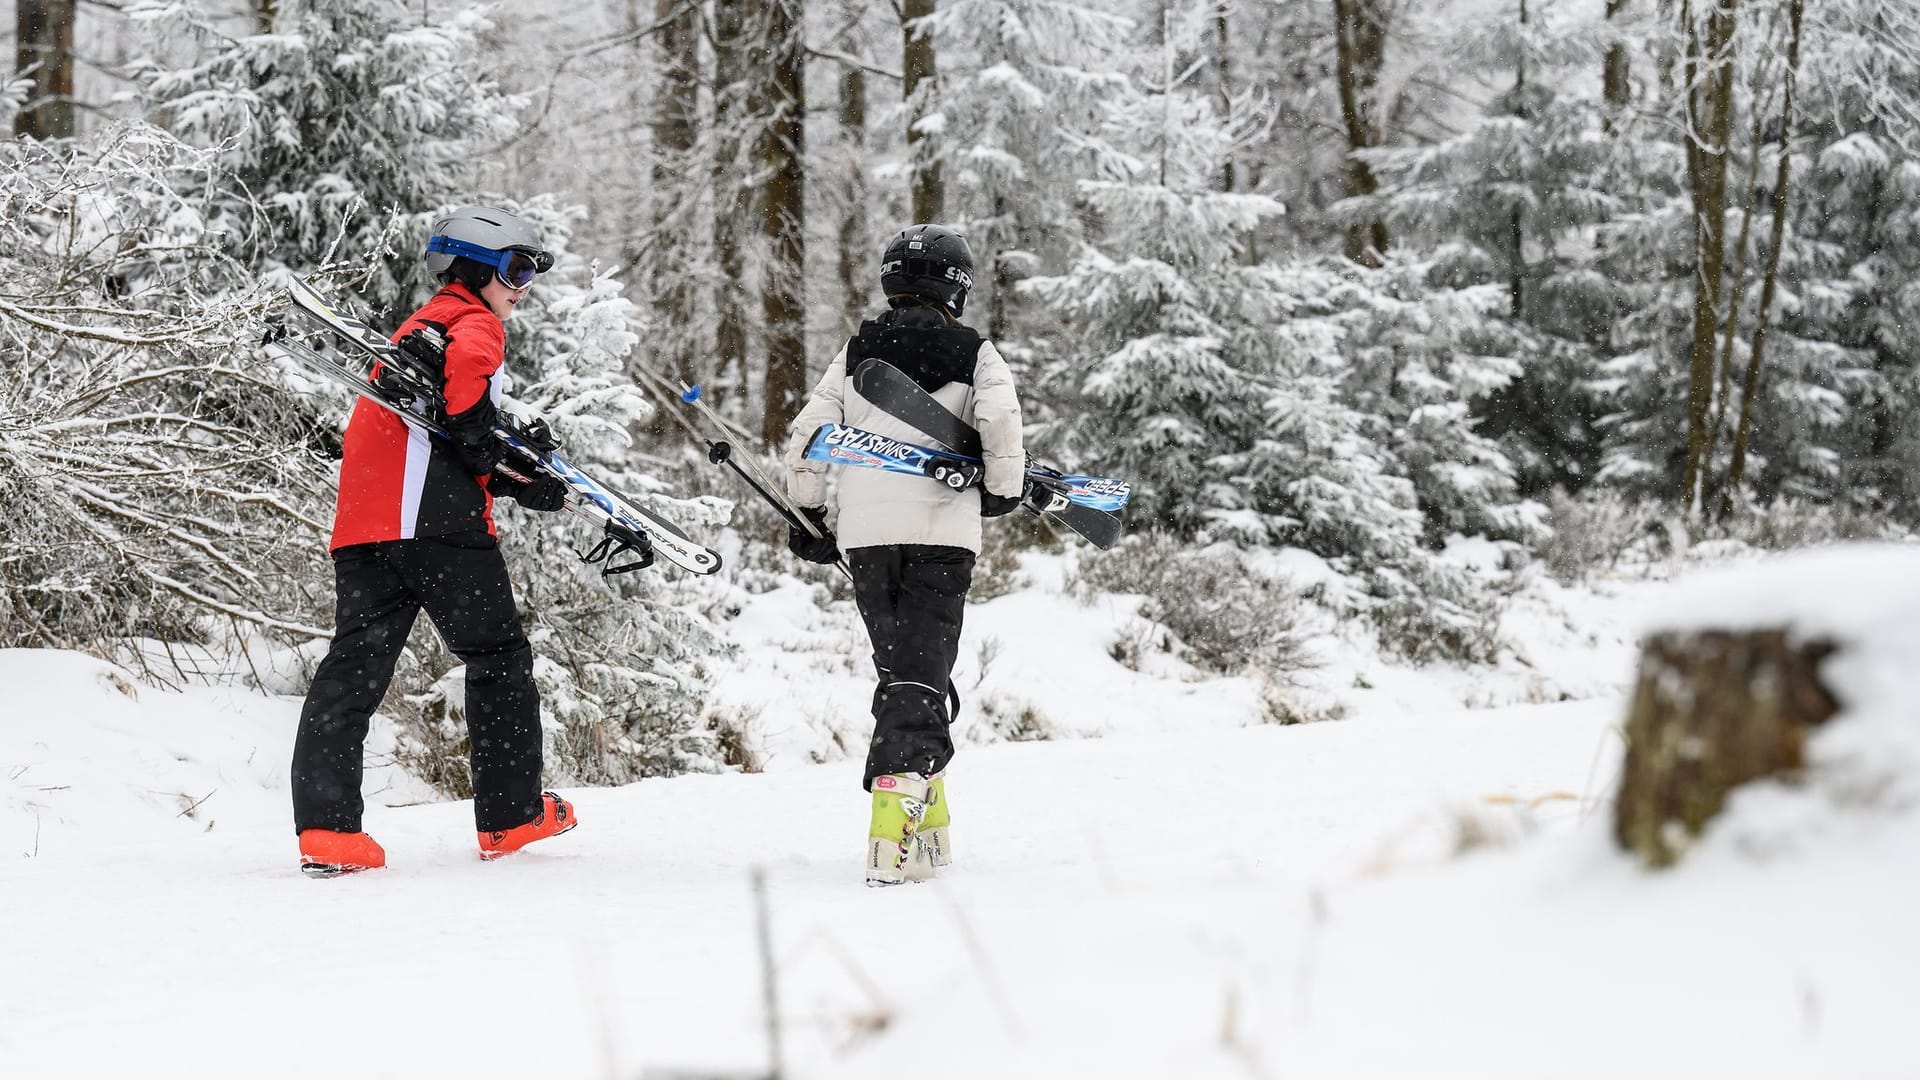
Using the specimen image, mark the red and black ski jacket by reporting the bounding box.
[330,282,508,551]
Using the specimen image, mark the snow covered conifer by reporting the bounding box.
[919,0,1135,336]
[133,0,520,311]
[1344,0,1626,497]
[1024,27,1496,659]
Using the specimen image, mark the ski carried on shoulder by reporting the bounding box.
[803,421,1129,514]
[264,274,722,576]
[846,359,1127,549]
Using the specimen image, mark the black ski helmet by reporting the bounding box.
[880,224,974,317]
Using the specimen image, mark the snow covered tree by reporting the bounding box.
[133,0,521,312]
[902,0,944,222]
[1319,257,1547,545]
[641,0,704,395]
[918,0,1134,337]
[1344,0,1627,496]
[1593,0,1872,512]
[1749,0,1920,518]
[1025,23,1497,659]
[754,0,808,445]
[1332,0,1392,263]
[1020,16,1280,535]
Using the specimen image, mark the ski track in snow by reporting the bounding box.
[2,561,1916,1078]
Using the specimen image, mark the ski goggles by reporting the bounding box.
[427,235,554,290]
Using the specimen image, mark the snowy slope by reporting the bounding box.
[3,554,1915,1079]
[0,678,1617,1079]
[0,648,434,859]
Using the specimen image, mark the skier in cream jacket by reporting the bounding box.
[784,223,1030,886]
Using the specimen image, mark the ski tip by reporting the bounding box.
[681,385,702,404]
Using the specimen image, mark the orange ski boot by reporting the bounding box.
[298,829,386,877]
[477,792,578,860]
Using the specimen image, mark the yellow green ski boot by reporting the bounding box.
[919,772,951,869]
[866,773,935,886]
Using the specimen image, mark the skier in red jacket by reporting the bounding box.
[291,206,578,876]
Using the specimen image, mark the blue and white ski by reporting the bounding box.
[847,359,1127,549]
[803,422,1132,514]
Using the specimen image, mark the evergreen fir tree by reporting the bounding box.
[133,0,520,311]
[1347,0,1626,498]
[919,0,1135,335]
[1026,19,1497,659]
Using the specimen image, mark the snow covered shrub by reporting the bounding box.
[1707,496,1909,551]
[1371,575,1504,666]
[1539,488,1667,584]
[0,124,335,650]
[969,512,1061,603]
[1072,532,1314,680]
[1541,488,1906,588]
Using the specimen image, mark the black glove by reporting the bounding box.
[787,505,841,564]
[1021,476,1071,514]
[444,396,502,476]
[503,413,562,456]
[979,490,1022,517]
[493,471,568,512]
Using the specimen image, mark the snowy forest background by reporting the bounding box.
[5,0,1919,791]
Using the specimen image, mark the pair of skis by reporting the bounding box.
[264,274,722,576]
[801,360,1129,549]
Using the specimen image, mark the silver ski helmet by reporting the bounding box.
[880,223,974,317]
[425,205,554,290]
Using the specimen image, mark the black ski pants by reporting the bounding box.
[848,544,975,789]
[291,533,543,834]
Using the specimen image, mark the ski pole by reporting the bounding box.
[678,383,828,541]
[673,381,852,581]
[706,438,809,533]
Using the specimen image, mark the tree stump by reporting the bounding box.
[1614,629,1840,867]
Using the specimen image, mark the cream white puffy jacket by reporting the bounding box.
[783,338,1024,553]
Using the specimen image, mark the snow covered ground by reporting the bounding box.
[3,552,1915,1079]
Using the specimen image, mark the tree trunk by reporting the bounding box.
[14,0,76,141]
[902,0,942,222]
[1602,0,1630,124]
[712,0,752,402]
[756,0,808,446]
[1615,629,1838,867]
[1702,102,1771,499]
[648,0,701,403]
[837,1,870,336]
[1679,0,1738,512]
[1507,0,1529,319]
[1332,0,1388,265]
[1217,0,1235,194]
[252,0,278,34]
[1726,0,1804,502]
[988,192,1013,341]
